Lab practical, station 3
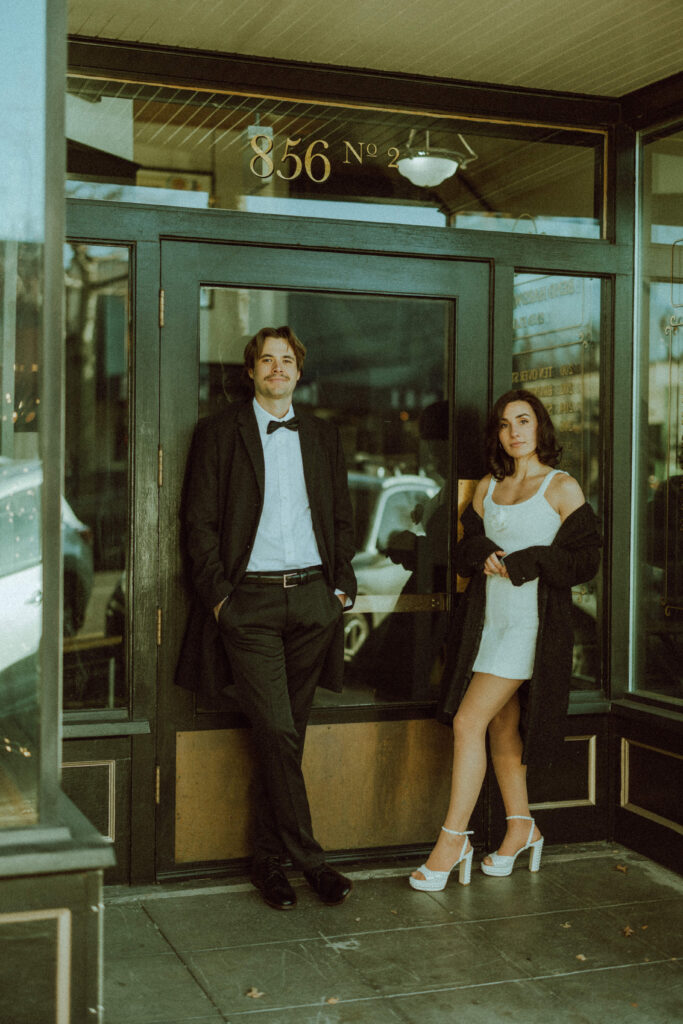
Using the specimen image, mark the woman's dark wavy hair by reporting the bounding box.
[486,389,562,480]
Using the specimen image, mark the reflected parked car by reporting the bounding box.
[0,459,94,713]
[104,471,442,664]
[345,470,440,660]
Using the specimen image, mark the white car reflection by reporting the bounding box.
[0,459,94,715]
[345,469,600,683]
[345,470,440,660]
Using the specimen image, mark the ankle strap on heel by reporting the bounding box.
[441,827,474,836]
[505,815,536,847]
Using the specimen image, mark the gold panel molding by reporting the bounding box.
[0,909,71,1024]
[620,738,683,836]
[530,734,597,811]
[175,720,452,864]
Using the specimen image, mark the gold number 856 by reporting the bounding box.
[249,135,331,183]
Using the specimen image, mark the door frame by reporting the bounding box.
[64,198,630,883]
[156,235,491,877]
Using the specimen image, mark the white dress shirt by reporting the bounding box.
[247,398,322,572]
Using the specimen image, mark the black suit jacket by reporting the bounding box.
[175,400,357,704]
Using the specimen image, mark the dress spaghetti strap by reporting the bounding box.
[484,475,497,501]
[537,468,566,499]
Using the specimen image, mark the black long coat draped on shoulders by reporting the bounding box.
[437,500,602,767]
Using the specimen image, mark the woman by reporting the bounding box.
[410,389,601,890]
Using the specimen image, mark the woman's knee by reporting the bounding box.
[452,708,485,744]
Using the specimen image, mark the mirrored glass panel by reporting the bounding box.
[0,241,41,825]
[0,0,56,825]
[632,124,683,701]
[62,244,131,710]
[197,287,452,706]
[512,273,603,691]
[65,75,604,240]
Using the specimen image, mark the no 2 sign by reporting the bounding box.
[249,134,402,183]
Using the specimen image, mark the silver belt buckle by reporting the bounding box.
[283,572,298,588]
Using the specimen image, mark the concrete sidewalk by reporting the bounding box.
[102,842,682,1023]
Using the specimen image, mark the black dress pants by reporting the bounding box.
[218,576,342,871]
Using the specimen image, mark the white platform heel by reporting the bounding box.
[480,815,543,877]
[409,827,474,891]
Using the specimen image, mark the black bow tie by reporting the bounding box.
[267,417,299,434]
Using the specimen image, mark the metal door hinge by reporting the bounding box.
[155,765,161,805]
[159,288,165,328]
[158,445,163,487]
[156,607,162,646]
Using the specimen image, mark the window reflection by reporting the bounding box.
[197,288,451,707]
[512,273,603,690]
[634,125,683,699]
[66,75,604,240]
[0,240,42,825]
[62,244,130,710]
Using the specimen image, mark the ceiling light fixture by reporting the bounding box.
[396,129,478,188]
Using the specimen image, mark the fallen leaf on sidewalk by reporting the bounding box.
[622,925,635,937]
[246,987,265,999]
[560,922,572,929]
[576,954,587,961]
[326,997,340,1005]
[615,864,628,874]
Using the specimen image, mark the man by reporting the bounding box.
[176,326,357,910]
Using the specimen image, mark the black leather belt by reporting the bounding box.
[242,567,323,588]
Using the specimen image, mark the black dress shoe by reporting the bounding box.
[303,864,352,905]
[250,858,297,910]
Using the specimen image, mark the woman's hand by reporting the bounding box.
[483,550,508,577]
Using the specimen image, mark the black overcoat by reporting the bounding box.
[175,400,357,707]
[437,500,602,767]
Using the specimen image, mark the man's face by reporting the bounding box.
[249,336,301,405]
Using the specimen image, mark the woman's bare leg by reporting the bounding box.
[484,692,541,862]
[412,671,523,880]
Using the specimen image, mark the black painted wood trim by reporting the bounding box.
[620,72,683,131]
[68,36,621,127]
[63,719,150,737]
[66,201,631,276]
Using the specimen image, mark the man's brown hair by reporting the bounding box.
[243,326,306,374]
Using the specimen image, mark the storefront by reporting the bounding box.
[51,42,681,886]
[1,15,681,1018]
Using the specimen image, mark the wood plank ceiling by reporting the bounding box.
[69,0,683,98]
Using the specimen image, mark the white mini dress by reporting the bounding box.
[471,469,565,680]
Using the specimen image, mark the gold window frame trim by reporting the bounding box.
[66,72,609,238]
[62,760,117,842]
[530,734,597,810]
[620,737,683,836]
[0,908,71,1024]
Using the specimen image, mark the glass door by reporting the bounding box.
[156,239,490,875]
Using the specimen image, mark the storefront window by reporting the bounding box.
[62,244,131,710]
[512,272,603,690]
[1,3,50,820]
[198,286,451,706]
[65,76,605,240]
[632,123,683,701]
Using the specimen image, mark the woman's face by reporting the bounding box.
[498,400,538,458]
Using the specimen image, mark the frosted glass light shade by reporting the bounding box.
[396,155,459,188]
